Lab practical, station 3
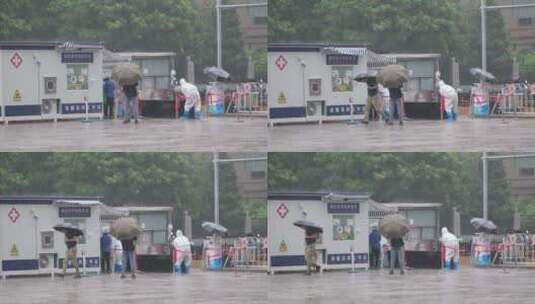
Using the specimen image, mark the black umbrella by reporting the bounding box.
[293,220,323,234]
[203,67,230,80]
[354,71,378,83]
[201,221,228,234]
[54,224,84,237]
[470,218,497,233]
[470,68,496,81]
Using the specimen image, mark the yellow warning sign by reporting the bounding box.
[10,244,19,256]
[12,89,22,102]
[279,240,288,253]
[277,92,287,105]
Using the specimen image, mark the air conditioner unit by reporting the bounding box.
[306,100,325,118]
[44,77,57,95]
[42,99,58,116]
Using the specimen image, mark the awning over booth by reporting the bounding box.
[53,199,102,207]
[323,47,397,68]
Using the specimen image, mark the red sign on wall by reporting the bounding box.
[275,55,288,71]
[8,208,20,223]
[276,203,289,218]
[10,53,23,69]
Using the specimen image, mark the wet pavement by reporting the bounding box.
[0,117,267,152]
[268,117,535,152]
[1,268,534,304]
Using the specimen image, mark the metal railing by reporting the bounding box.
[464,233,535,267]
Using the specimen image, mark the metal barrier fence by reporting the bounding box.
[221,237,268,268]
[461,233,535,267]
[470,83,535,117]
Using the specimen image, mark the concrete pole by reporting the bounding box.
[482,152,488,220]
[216,0,223,69]
[213,151,220,225]
[481,0,487,71]
[481,0,487,72]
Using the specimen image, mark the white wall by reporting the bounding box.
[1,48,103,114]
[0,204,102,274]
[268,51,368,112]
[268,199,369,271]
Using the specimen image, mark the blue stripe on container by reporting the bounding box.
[58,257,100,269]
[326,104,364,116]
[269,107,306,119]
[270,255,306,267]
[5,105,41,116]
[327,253,368,265]
[2,259,39,271]
[62,103,102,114]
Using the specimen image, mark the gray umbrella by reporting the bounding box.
[203,67,230,80]
[470,68,496,81]
[379,213,410,239]
[377,64,410,88]
[201,221,228,234]
[112,63,142,86]
[470,218,497,232]
[110,217,140,240]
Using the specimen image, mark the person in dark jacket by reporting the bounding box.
[389,237,405,275]
[304,230,320,275]
[388,85,404,125]
[103,78,115,119]
[121,237,137,279]
[362,77,381,124]
[122,83,139,124]
[62,230,81,278]
[100,229,112,274]
[369,227,382,269]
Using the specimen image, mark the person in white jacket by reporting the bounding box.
[440,227,460,271]
[179,79,201,119]
[436,72,459,121]
[173,230,193,274]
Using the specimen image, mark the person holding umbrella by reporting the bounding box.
[54,224,83,278]
[294,220,322,275]
[378,214,409,275]
[377,64,409,126]
[112,63,142,124]
[362,75,381,124]
[121,237,137,279]
[123,82,139,124]
[110,217,140,279]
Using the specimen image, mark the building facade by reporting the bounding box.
[496,0,535,50]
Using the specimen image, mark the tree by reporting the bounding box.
[269,0,514,82]
[0,153,247,237]
[0,0,249,81]
[269,153,514,232]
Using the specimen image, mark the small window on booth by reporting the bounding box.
[67,64,89,90]
[331,66,354,92]
[332,214,354,241]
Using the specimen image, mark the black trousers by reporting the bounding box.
[104,96,115,119]
[101,252,111,273]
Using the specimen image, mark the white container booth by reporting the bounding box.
[267,192,370,274]
[267,43,395,126]
[0,196,103,279]
[0,41,104,123]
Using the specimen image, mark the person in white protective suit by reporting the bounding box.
[440,227,460,271]
[173,230,192,274]
[437,79,459,121]
[179,78,201,119]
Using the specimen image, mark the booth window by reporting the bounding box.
[63,219,87,244]
[41,231,54,249]
[404,210,437,241]
[331,66,353,92]
[309,79,322,96]
[133,212,168,245]
[332,215,354,241]
[404,61,434,92]
[67,64,89,90]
